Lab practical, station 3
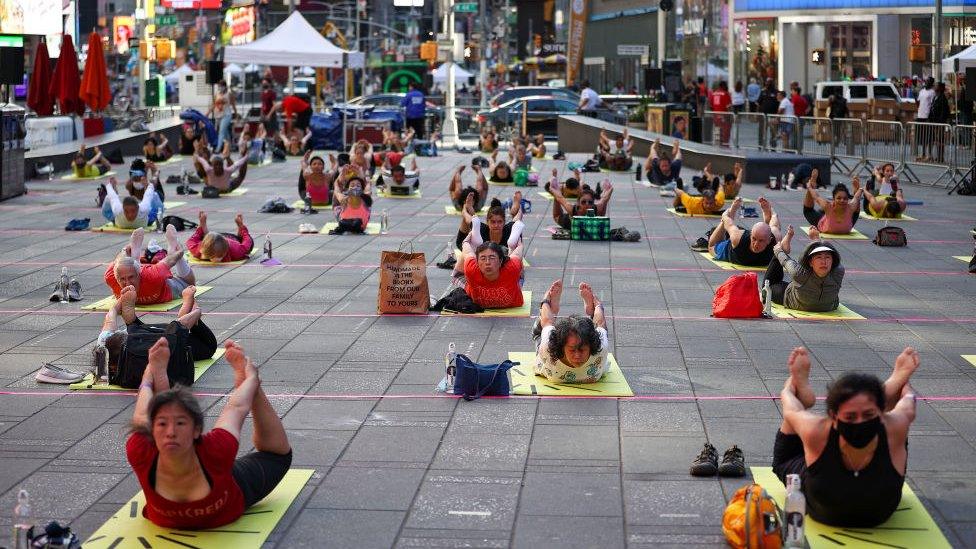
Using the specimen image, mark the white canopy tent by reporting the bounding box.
[163,63,194,84]
[432,63,473,83]
[942,44,976,76]
[223,11,364,69]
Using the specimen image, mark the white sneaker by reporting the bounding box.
[35,364,86,384]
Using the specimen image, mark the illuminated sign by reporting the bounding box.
[160,0,222,9]
[114,15,134,54]
[221,6,255,45]
[0,0,62,35]
[739,0,976,10]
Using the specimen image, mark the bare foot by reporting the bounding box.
[807,226,820,240]
[851,175,861,193]
[130,228,146,260]
[780,225,794,255]
[181,284,197,304]
[543,279,563,315]
[146,337,171,390]
[224,340,249,388]
[579,282,597,318]
[164,224,180,252]
[198,211,207,226]
[513,190,523,214]
[891,347,920,386]
[118,285,138,321]
[787,346,816,408]
[758,196,772,217]
[463,192,476,219]
[235,213,244,228]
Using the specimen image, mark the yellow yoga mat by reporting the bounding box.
[859,210,917,222]
[599,167,634,173]
[91,223,151,233]
[164,201,186,209]
[188,256,248,267]
[320,222,382,235]
[378,190,422,199]
[488,179,515,186]
[291,200,331,209]
[962,355,976,367]
[508,352,633,397]
[69,348,226,391]
[62,170,116,181]
[667,207,723,219]
[799,227,869,240]
[223,187,249,197]
[441,290,531,317]
[82,286,213,312]
[771,302,865,320]
[536,191,554,201]
[953,256,971,263]
[444,205,488,215]
[697,252,766,272]
[250,157,274,167]
[150,156,184,166]
[750,467,951,549]
[83,468,314,549]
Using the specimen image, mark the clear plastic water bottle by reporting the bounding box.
[784,474,805,547]
[263,233,272,259]
[12,489,32,549]
[59,267,70,303]
[445,342,457,391]
[381,209,389,234]
[762,279,772,317]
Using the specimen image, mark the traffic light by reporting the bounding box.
[420,40,437,61]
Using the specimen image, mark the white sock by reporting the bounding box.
[469,216,484,246]
[129,228,145,259]
[172,256,192,278]
[507,220,525,249]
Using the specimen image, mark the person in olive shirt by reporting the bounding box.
[706,196,782,266]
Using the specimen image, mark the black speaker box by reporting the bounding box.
[0,47,25,85]
[966,67,976,101]
[206,60,223,85]
[644,68,662,91]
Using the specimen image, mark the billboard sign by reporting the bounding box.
[221,6,255,46]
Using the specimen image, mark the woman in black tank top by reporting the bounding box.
[773,347,919,527]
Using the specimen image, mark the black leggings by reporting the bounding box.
[803,206,859,229]
[231,450,293,508]
[763,257,788,306]
[771,430,806,483]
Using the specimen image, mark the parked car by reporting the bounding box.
[477,95,580,138]
[346,93,474,133]
[814,81,913,104]
[489,86,580,108]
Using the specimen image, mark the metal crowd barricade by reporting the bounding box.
[861,120,904,175]
[904,121,954,186]
[766,114,799,154]
[797,116,832,158]
[949,124,976,189]
[826,118,865,176]
[703,111,735,148]
[734,112,765,151]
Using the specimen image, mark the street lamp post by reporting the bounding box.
[442,0,460,147]
[479,0,488,109]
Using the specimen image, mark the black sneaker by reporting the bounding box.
[436,254,457,270]
[689,237,709,253]
[969,255,976,274]
[690,442,719,476]
[718,445,746,477]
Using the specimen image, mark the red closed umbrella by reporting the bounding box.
[49,37,84,116]
[80,32,111,112]
[27,42,54,116]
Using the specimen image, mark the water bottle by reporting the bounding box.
[635,163,642,181]
[263,233,272,259]
[303,195,312,214]
[12,489,32,549]
[445,342,457,391]
[784,474,805,547]
[59,267,70,303]
[381,209,389,234]
[762,279,772,317]
[92,343,108,382]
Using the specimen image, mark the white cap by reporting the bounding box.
[807,245,833,257]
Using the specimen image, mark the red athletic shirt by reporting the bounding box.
[126,429,245,530]
[103,262,174,305]
[282,95,310,117]
[463,256,524,309]
[260,88,276,116]
[791,93,809,117]
[710,90,731,112]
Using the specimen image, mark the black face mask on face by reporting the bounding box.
[836,416,881,448]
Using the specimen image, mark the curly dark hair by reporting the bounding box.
[547,314,603,362]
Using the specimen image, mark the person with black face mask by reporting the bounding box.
[772,346,919,527]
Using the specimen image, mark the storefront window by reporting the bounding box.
[828,23,872,80]
[666,0,730,87]
[733,19,777,85]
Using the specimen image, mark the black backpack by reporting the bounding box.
[160,215,198,232]
[110,321,194,388]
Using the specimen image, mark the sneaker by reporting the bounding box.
[969,255,976,274]
[552,228,571,240]
[690,442,719,476]
[689,237,709,253]
[299,223,317,234]
[68,279,82,302]
[436,254,457,270]
[35,364,86,384]
[624,231,642,242]
[718,445,746,477]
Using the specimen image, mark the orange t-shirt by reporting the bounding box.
[103,262,174,305]
[463,256,523,309]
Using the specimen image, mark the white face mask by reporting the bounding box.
[133,181,145,190]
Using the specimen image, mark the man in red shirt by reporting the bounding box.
[268,94,313,133]
[104,227,197,305]
[458,241,525,309]
[791,86,809,118]
[709,80,733,146]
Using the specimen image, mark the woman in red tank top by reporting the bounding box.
[127,339,292,529]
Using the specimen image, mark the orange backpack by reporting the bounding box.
[722,484,783,549]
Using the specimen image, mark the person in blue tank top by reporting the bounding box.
[774,346,919,527]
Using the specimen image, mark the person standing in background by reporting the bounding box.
[401,82,427,139]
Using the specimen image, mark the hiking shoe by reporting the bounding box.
[689,237,709,253]
[35,364,86,384]
[552,228,571,240]
[624,231,642,242]
[68,279,82,302]
[436,254,457,270]
[718,445,746,477]
[690,442,719,476]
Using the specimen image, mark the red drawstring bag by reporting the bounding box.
[713,272,763,318]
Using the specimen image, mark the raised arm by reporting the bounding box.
[721,198,746,243]
[87,147,104,166]
[672,140,682,161]
[650,138,660,160]
[132,338,173,430]
[194,153,213,173]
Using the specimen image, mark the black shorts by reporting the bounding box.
[231,450,293,508]
[294,108,313,132]
[771,430,806,483]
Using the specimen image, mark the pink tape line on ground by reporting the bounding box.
[1,390,974,401]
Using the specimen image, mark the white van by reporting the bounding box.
[814,81,912,104]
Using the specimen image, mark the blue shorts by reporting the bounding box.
[714,239,732,261]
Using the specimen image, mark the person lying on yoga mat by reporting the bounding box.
[381,127,414,153]
[803,171,862,235]
[195,143,249,193]
[454,192,526,251]
[488,150,515,183]
[702,196,781,265]
[863,164,907,218]
[178,122,206,156]
[273,126,312,157]
[672,186,724,216]
[599,129,633,171]
[543,168,584,200]
[867,163,900,196]
[550,175,613,230]
[376,158,420,194]
[533,279,609,384]
[72,144,112,178]
[100,284,218,378]
[775,346,918,527]
[449,164,489,211]
[103,176,159,229]
[187,211,253,263]
[479,128,499,153]
[298,151,332,206]
[765,226,844,312]
[238,125,269,165]
[105,228,197,306]
[127,338,292,529]
[511,144,532,171]
[528,133,547,159]
[329,170,373,235]
[644,138,682,189]
[454,241,525,309]
[143,132,173,163]
[115,159,165,225]
[350,139,374,174]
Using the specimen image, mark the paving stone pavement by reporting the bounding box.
[0,147,974,548]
